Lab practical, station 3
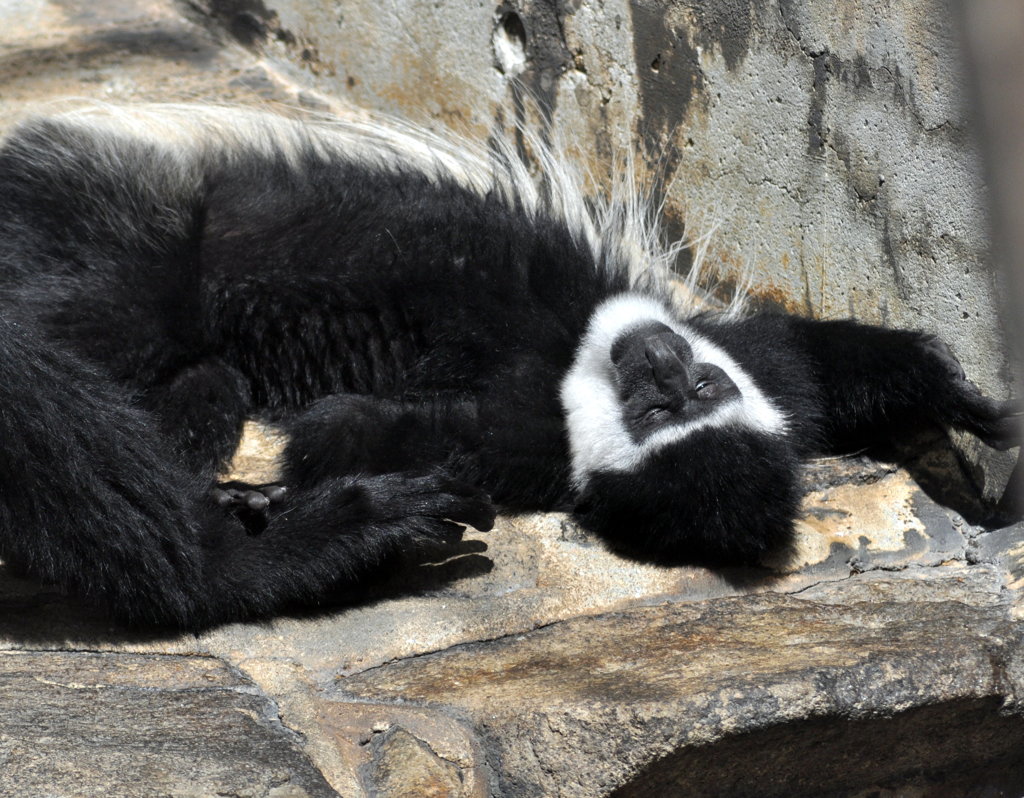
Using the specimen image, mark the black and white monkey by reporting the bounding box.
[0,104,1016,629]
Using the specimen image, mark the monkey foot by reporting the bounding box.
[211,481,289,534]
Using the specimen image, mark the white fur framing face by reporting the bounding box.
[560,294,788,486]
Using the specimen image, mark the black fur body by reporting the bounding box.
[0,106,1015,628]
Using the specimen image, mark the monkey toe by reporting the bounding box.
[360,472,496,532]
[211,481,291,535]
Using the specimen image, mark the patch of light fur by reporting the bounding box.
[596,147,671,293]
[471,121,709,302]
[27,101,501,196]
[9,101,734,312]
[0,103,211,256]
[561,294,787,486]
[675,202,749,319]
[483,122,601,260]
[18,102,596,254]
[587,155,748,318]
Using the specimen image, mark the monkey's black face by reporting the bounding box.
[611,322,740,443]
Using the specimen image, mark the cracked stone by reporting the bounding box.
[370,728,467,798]
[313,701,489,797]
[0,651,336,797]
[336,580,1024,797]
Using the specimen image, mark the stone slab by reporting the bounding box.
[0,651,336,797]
[335,578,1024,796]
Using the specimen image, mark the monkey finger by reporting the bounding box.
[961,395,1023,450]
[243,490,270,511]
[441,493,496,532]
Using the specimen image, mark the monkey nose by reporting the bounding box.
[644,333,691,388]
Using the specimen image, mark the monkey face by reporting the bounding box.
[611,322,741,443]
[568,319,797,565]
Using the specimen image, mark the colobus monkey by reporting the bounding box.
[0,105,1016,628]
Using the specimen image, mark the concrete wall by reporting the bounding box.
[188,0,1014,490]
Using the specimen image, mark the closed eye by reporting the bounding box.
[695,379,718,399]
[644,406,669,422]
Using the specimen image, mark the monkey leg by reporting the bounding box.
[0,319,493,629]
[281,393,480,486]
[137,357,252,478]
[197,469,495,626]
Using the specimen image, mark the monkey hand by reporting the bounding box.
[919,334,1022,451]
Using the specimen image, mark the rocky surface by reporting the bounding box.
[2,432,1022,797]
[0,651,337,797]
[0,1,1022,796]
[336,568,1024,797]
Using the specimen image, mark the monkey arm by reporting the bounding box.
[281,382,574,512]
[703,313,1020,453]
[692,312,1018,454]
[281,393,482,486]
[783,316,1019,452]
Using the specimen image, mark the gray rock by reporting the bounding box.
[336,580,1024,797]
[0,651,336,797]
